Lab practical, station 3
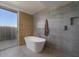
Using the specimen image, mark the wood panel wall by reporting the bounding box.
[19,11,33,45]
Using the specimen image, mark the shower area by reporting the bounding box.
[0,8,18,51]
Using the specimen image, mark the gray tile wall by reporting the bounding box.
[33,2,79,56]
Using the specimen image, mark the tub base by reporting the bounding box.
[25,36,46,53]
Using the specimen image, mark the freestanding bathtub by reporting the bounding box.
[24,36,46,52]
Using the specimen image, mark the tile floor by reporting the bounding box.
[0,45,64,57]
[0,39,17,51]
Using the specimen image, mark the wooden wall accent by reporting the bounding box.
[19,11,33,45]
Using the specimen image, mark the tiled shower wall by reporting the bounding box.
[34,2,79,56]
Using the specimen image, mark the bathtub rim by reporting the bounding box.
[24,36,46,42]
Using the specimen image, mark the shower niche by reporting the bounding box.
[70,17,79,25]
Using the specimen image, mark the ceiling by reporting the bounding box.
[0,1,71,15]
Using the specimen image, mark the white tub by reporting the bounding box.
[24,36,46,52]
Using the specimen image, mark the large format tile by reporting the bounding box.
[0,39,17,51]
[0,46,64,57]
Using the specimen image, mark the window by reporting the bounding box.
[0,8,17,27]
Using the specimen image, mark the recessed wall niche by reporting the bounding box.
[70,17,79,25]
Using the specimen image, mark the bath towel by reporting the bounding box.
[44,19,49,36]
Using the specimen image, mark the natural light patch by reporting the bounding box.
[0,8,17,27]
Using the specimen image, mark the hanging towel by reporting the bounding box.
[44,19,49,36]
